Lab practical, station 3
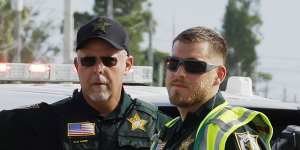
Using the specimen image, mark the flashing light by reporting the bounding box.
[0,63,9,72]
[29,64,49,73]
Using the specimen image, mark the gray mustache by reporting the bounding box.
[91,75,108,83]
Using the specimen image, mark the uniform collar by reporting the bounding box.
[193,92,225,117]
[72,89,99,116]
[164,92,226,149]
[179,92,226,129]
[72,88,133,120]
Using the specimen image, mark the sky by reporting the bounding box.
[23,0,300,102]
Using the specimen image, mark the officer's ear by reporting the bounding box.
[124,55,133,75]
[74,57,79,72]
[214,65,227,86]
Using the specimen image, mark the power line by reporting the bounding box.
[258,55,300,61]
[257,67,300,73]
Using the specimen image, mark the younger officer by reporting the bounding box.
[0,16,170,150]
[160,26,273,150]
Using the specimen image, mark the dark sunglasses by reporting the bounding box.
[79,56,118,67]
[164,56,218,74]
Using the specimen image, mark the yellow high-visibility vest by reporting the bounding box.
[165,101,273,150]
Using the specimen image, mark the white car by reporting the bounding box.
[1,63,299,141]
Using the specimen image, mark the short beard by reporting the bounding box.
[88,91,111,102]
[169,78,212,108]
[170,91,193,107]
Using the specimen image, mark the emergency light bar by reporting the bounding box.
[0,63,153,84]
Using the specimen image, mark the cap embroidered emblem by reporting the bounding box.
[93,18,111,33]
[235,132,261,150]
[127,113,148,132]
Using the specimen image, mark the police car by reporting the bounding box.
[0,63,299,142]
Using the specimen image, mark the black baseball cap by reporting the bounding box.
[76,16,129,54]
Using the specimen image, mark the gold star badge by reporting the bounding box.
[127,113,148,132]
[93,18,111,33]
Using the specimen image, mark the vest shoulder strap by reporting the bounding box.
[194,104,273,150]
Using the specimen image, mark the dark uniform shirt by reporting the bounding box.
[0,88,171,150]
[162,92,268,150]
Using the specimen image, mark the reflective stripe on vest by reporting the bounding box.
[193,102,273,150]
[165,116,180,128]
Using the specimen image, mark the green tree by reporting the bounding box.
[21,21,59,63]
[222,0,273,92]
[74,0,153,65]
[0,0,16,62]
[222,0,262,78]
[0,0,57,63]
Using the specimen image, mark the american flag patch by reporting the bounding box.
[67,122,95,137]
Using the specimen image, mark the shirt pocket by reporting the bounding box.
[118,133,151,149]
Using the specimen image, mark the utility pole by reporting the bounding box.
[282,87,287,102]
[264,82,269,98]
[11,0,23,63]
[147,22,153,66]
[172,14,176,39]
[63,0,74,64]
[158,62,164,86]
[236,61,242,76]
[147,3,153,67]
[107,0,114,19]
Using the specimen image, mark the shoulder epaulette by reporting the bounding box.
[51,96,72,106]
[15,102,50,111]
[134,98,158,119]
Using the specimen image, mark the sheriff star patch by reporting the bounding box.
[235,132,261,150]
[93,18,111,33]
[127,113,148,132]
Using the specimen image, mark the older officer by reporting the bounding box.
[0,16,170,150]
